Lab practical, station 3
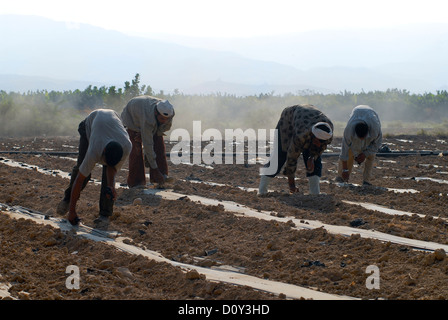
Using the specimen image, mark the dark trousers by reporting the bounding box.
[63,120,114,217]
[127,129,168,187]
[264,124,322,178]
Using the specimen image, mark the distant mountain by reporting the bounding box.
[183,78,333,96]
[143,24,448,94]
[0,15,310,94]
[1,14,447,95]
[0,74,104,92]
[150,24,448,78]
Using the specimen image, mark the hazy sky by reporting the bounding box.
[2,0,448,37]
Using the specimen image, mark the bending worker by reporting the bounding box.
[258,104,334,196]
[336,105,382,186]
[121,95,175,188]
[57,109,132,226]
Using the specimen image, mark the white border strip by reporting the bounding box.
[144,189,448,253]
[1,157,447,252]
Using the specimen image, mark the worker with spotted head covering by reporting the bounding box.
[259,104,334,196]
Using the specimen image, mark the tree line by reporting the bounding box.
[1,74,447,137]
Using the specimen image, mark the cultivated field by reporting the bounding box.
[0,134,448,301]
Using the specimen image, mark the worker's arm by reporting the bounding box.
[341,160,350,181]
[106,165,118,200]
[340,125,353,182]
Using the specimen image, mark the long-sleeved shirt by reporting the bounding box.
[340,105,382,161]
[79,109,132,177]
[277,104,334,177]
[120,95,173,169]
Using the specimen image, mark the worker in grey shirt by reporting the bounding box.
[336,105,382,185]
[57,109,132,227]
[121,95,175,188]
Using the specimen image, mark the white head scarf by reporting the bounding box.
[156,100,174,118]
[312,122,333,140]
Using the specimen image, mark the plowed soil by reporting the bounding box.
[1,134,448,301]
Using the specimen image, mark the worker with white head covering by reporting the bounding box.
[121,95,175,188]
[336,105,382,185]
[258,104,334,196]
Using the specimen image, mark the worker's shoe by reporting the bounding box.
[308,175,320,195]
[94,216,109,230]
[362,181,372,186]
[334,176,344,183]
[163,174,174,183]
[258,175,272,196]
[56,200,69,216]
